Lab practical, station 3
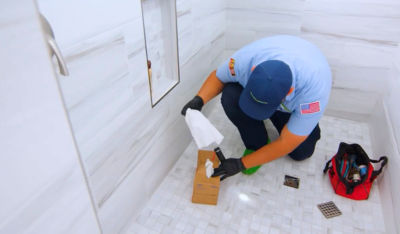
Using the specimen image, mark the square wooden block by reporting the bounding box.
[192,150,220,205]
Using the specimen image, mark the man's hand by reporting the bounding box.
[181,95,204,116]
[212,158,246,181]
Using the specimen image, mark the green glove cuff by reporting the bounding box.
[241,138,271,175]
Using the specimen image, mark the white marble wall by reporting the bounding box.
[0,1,100,233]
[369,101,400,234]
[37,0,226,233]
[226,0,400,120]
[385,45,400,158]
[369,44,400,234]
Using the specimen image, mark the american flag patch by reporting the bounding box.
[300,101,320,114]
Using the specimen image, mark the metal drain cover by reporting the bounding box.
[283,175,299,189]
[317,201,342,219]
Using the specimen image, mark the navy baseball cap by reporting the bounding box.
[239,60,292,120]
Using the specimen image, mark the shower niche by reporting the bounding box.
[141,0,180,107]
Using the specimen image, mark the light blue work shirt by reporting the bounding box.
[216,35,332,136]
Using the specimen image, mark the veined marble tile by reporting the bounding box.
[226,9,302,39]
[37,0,140,49]
[325,87,380,120]
[53,13,152,214]
[1,1,100,233]
[305,0,400,18]
[225,30,257,50]
[1,166,99,234]
[301,13,400,45]
[193,12,225,49]
[302,0,400,45]
[368,101,400,234]
[300,32,396,68]
[227,0,305,13]
[178,11,225,67]
[330,65,390,93]
[385,55,400,153]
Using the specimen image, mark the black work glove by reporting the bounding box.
[212,158,246,181]
[181,95,204,116]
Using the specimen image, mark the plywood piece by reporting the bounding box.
[192,150,220,205]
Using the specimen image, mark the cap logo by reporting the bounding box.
[250,91,268,104]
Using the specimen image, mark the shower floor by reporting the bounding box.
[125,103,386,234]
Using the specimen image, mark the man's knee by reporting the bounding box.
[289,148,315,161]
[288,127,320,161]
[221,83,242,117]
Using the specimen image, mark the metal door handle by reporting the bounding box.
[39,14,69,76]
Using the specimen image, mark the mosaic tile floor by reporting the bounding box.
[124,103,386,234]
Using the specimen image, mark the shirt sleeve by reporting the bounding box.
[216,58,238,83]
[287,111,322,136]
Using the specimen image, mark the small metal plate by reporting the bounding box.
[283,175,300,189]
[317,201,342,219]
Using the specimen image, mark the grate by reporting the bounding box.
[283,175,300,189]
[317,201,342,219]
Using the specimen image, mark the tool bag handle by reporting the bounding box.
[369,156,388,182]
[323,160,331,174]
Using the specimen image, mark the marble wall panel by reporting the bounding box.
[178,0,225,66]
[303,0,400,44]
[59,18,149,209]
[227,0,304,13]
[324,88,380,121]
[369,100,400,234]
[378,47,400,234]
[300,32,394,108]
[300,0,399,118]
[385,46,400,153]
[37,0,139,48]
[226,9,302,50]
[305,0,400,18]
[37,0,227,233]
[0,0,99,233]
[225,0,304,50]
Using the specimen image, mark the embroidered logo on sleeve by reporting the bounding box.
[229,58,236,76]
[300,101,320,114]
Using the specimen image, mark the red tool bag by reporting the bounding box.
[323,142,388,200]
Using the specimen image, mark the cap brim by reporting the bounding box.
[239,88,279,121]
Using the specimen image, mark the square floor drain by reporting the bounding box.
[317,201,342,219]
[283,175,299,189]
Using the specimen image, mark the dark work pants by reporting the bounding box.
[221,83,321,161]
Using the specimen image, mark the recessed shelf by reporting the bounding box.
[141,0,180,107]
